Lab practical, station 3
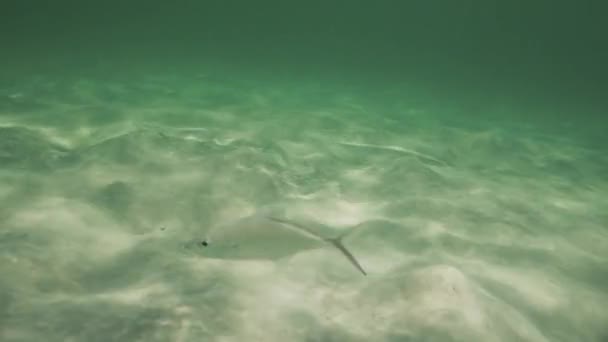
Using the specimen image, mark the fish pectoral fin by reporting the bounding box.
[326,237,367,276]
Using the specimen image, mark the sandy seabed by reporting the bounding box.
[1,69,607,342]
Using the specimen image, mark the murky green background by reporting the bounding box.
[1,2,607,341]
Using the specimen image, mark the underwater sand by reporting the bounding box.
[1,67,607,342]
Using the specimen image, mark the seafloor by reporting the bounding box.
[1,65,607,342]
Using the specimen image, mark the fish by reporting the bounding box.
[191,208,368,275]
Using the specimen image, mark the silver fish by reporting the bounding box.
[193,209,367,275]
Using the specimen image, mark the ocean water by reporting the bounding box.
[1,2,607,342]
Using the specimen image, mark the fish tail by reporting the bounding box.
[268,215,368,275]
[326,236,367,276]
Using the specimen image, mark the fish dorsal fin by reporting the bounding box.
[267,216,367,276]
[267,216,325,242]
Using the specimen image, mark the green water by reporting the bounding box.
[1,2,607,342]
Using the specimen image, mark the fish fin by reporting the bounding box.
[336,221,368,241]
[268,215,368,275]
[267,216,326,241]
[326,236,367,276]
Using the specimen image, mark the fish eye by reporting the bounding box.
[201,240,209,247]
